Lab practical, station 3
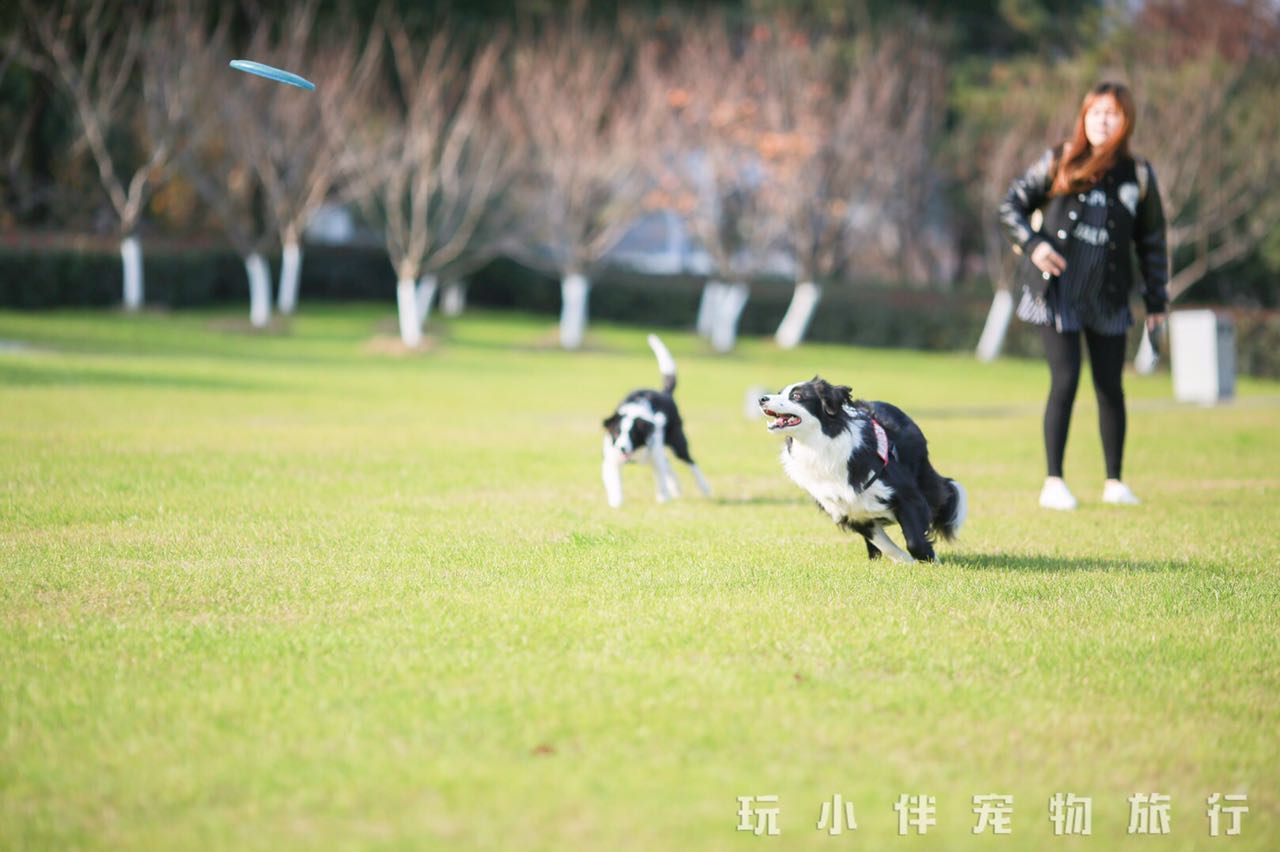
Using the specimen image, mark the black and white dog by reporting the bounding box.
[602,335,711,508]
[759,377,966,563]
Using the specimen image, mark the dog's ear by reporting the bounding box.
[817,381,852,417]
[603,413,621,431]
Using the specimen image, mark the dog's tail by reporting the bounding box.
[648,334,677,394]
[933,477,968,542]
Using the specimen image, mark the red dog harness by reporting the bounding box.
[863,417,893,487]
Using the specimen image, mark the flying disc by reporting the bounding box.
[229,60,315,91]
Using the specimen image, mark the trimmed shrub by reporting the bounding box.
[2,242,1276,378]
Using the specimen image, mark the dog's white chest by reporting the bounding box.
[782,435,892,523]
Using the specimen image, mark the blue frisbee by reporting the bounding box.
[229,59,315,92]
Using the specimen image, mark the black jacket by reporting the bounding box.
[999,147,1169,314]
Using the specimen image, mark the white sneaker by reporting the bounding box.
[1102,480,1141,505]
[1039,477,1078,511]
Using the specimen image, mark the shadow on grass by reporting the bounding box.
[911,403,1039,420]
[0,360,273,392]
[947,551,1188,573]
[713,495,811,507]
[450,332,622,355]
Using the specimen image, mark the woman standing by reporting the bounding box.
[999,82,1169,510]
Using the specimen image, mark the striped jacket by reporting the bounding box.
[999,147,1170,316]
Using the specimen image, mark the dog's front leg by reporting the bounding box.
[602,437,624,508]
[869,524,914,563]
[650,457,670,502]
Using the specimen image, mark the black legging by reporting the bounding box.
[1039,325,1127,480]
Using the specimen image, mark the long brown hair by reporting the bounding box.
[1050,82,1136,196]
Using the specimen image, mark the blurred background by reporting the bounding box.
[2,0,1278,372]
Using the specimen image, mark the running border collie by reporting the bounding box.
[759,377,966,562]
[602,335,711,508]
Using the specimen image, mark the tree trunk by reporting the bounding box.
[975,288,1016,362]
[710,281,749,353]
[277,236,303,315]
[440,280,467,317]
[121,235,143,312]
[396,277,422,347]
[415,274,438,332]
[775,281,822,349]
[560,273,590,350]
[696,280,724,338]
[245,252,272,329]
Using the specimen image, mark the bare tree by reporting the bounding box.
[505,12,662,350]
[184,149,276,328]
[753,28,841,350]
[762,26,947,348]
[234,2,385,317]
[355,13,513,348]
[431,209,523,319]
[174,17,279,328]
[1124,53,1280,373]
[20,0,200,310]
[649,21,786,352]
[808,21,952,290]
[1131,54,1280,302]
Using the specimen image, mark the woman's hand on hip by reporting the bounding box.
[1031,241,1068,277]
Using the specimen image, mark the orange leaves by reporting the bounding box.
[756,131,816,164]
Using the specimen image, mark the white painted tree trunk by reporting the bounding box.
[277,238,302,315]
[121,235,143,312]
[1133,326,1159,374]
[975,288,1016,362]
[440,281,467,317]
[775,281,822,349]
[396,277,422,347]
[560,273,590,350]
[696,280,724,337]
[245,252,272,329]
[710,281,750,353]
[415,274,438,331]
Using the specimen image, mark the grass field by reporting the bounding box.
[1,305,1278,851]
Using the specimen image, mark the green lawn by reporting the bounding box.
[1,305,1277,851]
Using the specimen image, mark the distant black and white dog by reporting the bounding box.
[759,377,966,562]
[602,335,711,508]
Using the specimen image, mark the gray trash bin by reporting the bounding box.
[1170,309,1235,404]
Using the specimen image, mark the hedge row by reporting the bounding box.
[0,243,397,308]
[469,259,1018,354]
[2,244,1276,378]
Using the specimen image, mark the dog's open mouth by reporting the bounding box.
[763,409,802,430]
